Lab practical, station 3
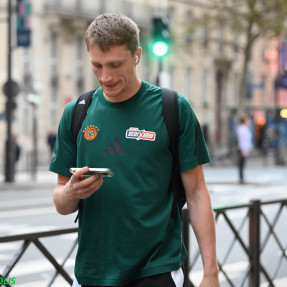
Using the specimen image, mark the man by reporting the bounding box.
[50,13,219,287]
[236,115,252,184]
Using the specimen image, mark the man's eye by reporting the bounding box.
[93,63,102,69]
[111,63,121,68]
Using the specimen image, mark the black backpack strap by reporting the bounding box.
[71,89,96,224]
[162,88,186,219]
[71,89,96,143]
[162,88,179,151]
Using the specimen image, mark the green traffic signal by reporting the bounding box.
[152,17,170,58]
[152,41,168,57]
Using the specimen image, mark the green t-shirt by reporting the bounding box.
[49,81,210,286]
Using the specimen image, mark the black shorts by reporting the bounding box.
[80,267,184,287]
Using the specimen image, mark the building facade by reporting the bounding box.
[0,0,286,173]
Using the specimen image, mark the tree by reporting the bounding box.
[185,0,287,115]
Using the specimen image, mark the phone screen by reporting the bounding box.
[70,168,114,177]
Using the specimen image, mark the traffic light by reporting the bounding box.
[17,0,31,47]
[152,17,170,57]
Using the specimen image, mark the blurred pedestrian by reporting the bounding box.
[13,135,21,163]
[47,129,57,156]
[50,13,219,287]
[11,135,21,173]
[236,115,252,184]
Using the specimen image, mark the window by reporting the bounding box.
[22,49,31,133]
[75,36,84,94]
[50,32,58,127]
[168,65,175,89]
[218,20,224,53]
[201,16,209,49]
[233,72,240,106]
[201,69,208,107]
[185,11,193,45]
[75,0,82,10]
[184,67,192,99]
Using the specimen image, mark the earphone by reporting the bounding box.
[135,56,139,64]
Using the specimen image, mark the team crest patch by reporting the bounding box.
[125,127,156,141]
[83,125,99,141]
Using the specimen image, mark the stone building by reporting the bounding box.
[0,0,284,174]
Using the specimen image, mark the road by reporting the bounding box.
[0,162,287,286]
[0,171,76,286]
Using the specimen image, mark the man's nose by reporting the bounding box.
[101,68,112,82]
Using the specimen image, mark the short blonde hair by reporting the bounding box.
[85,13,140,54]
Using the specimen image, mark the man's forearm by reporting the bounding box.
[53,182,80,215]
[187,190,218,277]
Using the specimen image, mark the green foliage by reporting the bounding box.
[183,0,287,113]
[210,0,286,43]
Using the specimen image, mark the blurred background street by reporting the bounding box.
[1,0,287,286]
[1,0,287,183]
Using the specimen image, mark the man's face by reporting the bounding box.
[89,44,141,102]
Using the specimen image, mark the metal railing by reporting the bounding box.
[0,228,78,287]
[183,198,287,287]
[1,199,286,287]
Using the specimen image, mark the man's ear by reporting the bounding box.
[134,47,142,64]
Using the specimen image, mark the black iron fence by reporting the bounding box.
[0,199,286,286]
[183,198,287,287]
[0,228,78,287]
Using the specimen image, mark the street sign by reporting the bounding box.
[17,0,31,47]
[17,30,31,47]
[3,79,20,97]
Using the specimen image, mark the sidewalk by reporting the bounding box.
[0,166,57,191]
[1,155,286,192]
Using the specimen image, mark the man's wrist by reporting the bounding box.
[63,182,74,201]
[204,266,219,278]
[204,272,218,279]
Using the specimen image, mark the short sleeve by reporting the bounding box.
[49,101,77,177]
[177,95,210,171]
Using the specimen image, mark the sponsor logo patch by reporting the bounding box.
[83,125,99,141]
[125,127,156,141]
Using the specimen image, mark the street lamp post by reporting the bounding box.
[155,57,163,87]
[26,94,39,180]
[4,0,17,182]
[3,0,30,182]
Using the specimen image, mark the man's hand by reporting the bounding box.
[66,166,104,200]
[53,166,104,215]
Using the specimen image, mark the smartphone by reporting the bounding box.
[70,168,114,177]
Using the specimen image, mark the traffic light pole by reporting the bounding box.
[156,57,163,87]
[5,0,15,182]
